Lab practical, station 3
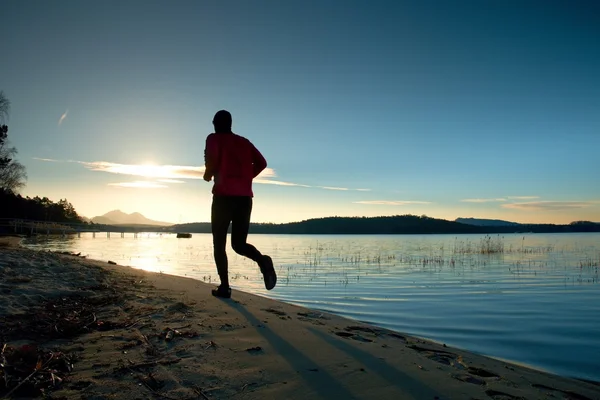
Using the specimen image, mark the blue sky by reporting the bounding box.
[2,0,599,224]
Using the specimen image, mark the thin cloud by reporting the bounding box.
[506,196,540,200]
[320,186,349,191]
[34,158,371,191]
[254,178,312,187]
[33,158,205,179]
[33,157,61,162]
[354,200,432,206]
[58,109,68,126]
[158,179,185,184]
[77,160,278,182]
[319,186,373,192]
[255,169,277,179]
[461,198,506,203]
[502,201,596,211]
[254,180,368,191]
[108,181,168,189]
[81,161,205,179]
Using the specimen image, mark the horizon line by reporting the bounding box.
[84,213,599,227]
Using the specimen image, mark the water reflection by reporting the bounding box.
[21,232,600,381]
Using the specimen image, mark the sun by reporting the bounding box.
[85,160,204,180]
[115,163,165,179]
[135,163,163,178]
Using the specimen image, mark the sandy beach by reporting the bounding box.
[1,236,599,400]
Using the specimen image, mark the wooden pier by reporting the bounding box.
[0,218,157,239]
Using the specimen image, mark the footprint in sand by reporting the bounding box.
[298,317,326,325]
[219,323,246,331]
[262,308,290,319]
[451,373,487,386]
[263,308,286,316]
[334,331,373,343]
[407,344,468,370]
[331,326,411,344]
[531,383,593,400]
[452,366,502,388]
[345,326,407,342]
[297,311,330,325]
[297,311,331,320]
[468,367,499,378]
[484,389,526,400]
[246,346,263,354]
[408,345,506,390]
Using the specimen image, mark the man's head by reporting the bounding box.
[213,110,232,133]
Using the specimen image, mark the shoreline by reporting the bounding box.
[1,237,599,399]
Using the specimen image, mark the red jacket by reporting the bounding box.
[204,132,267,197]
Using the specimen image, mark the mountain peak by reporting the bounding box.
[91,210,173,226]
[455,217,521,227]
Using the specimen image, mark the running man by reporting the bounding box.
[203,110,277,298]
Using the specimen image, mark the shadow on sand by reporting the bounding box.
[222,299,443,399]
[308,327,442,399]
[223,299,358,399]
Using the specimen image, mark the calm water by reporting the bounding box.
[22,232,600,382]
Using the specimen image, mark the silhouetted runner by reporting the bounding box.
[203,110,277,298]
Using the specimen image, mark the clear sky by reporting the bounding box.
[2,0,599,224]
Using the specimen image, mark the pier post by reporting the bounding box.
[107,232,110,238]
[93,232,95,238]
[121,232,124,238]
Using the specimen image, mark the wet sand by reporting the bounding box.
[1,237,598,399]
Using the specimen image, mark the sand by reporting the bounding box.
[1,236,599,400]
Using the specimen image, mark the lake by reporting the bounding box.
[22,232,600,382]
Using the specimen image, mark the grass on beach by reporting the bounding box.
[263,235,598,288]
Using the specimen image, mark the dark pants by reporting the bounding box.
[211,195,263,287]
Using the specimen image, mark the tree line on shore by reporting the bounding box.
[0,190,84,224]
[170,216,600,235]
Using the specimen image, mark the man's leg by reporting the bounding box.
[230,196,262,262]
[231,196,277,290]
[211,196,231,288]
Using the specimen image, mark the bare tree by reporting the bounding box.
[0,91,26,193]
[0,151,27,193]
[0,91,9,124]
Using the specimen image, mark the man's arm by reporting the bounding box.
[251,143,267,178]
[203,134,218,181]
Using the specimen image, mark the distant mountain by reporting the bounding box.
[91,215,118,225]
[455,218,521,227]
[570,220,600,226]
[91,210,173,226]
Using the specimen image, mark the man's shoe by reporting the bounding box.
[259,255,277,290]
[211,285,232,298]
